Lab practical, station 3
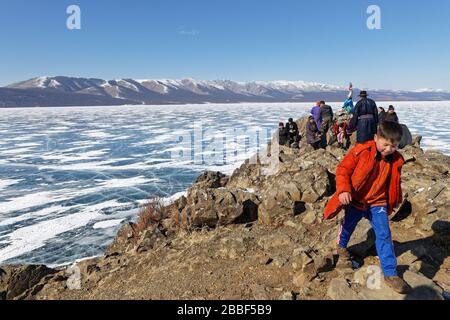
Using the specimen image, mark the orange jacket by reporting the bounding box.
[324,140,405,220]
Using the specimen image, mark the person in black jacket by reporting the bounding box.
[349,91,379,143]
[286,118,299,146]
[278,122,289,146]
[306,116,322,150]
[319,101,334,147]
[378,107,386,122]
[384,105,399,123]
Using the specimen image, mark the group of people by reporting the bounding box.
[305,84,402,150]
[276,83,404,151]
[278,118,300,148]
[378,105,400,123]
[307,100,338,150]
[278,97,347,150]
[277,83,412,294]
[305,84,355,150]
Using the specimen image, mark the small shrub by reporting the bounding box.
[135,197,165,235]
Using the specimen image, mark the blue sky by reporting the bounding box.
[1,0,450,90]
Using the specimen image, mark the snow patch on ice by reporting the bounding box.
[0,205,68,227]
[83,131,114,139]
[0,192,71,214]
[93,219,125,229]
[0,179,22,191]
[0,200,123,264]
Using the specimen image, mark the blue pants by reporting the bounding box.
[338,205,398,277]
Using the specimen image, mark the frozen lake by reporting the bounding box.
[0,101,449,266]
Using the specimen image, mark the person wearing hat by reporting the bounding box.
[384,105,399,123]
[348,90,379,143]
[278,122,289,146]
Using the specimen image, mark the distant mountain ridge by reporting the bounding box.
[1,76,450,107]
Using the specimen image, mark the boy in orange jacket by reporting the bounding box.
[324,121,410,294]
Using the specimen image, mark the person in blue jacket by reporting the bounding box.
[342,83,354,113]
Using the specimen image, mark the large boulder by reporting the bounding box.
[135,226,166,253]
[399,124,413,149]
[226,162,265,191]
[327,278,360,300]
[256,159,333,225]
[193,171,229,189]
[257,171,304,224]
[293,148,340,171]
[181,189,222,228]
[416,150,450,175]
[347,219,376,258]
[0,265,56,300]
[180,188,259,228]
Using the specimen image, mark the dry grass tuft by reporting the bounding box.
[135,197,165,234]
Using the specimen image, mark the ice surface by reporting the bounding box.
[0,200,123,264]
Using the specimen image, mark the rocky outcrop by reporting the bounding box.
[193,171,229,189]
[0,265,57,300]
[178,185,261,229]
[1,116,449,300]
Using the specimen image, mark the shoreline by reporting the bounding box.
[2,100,450,110]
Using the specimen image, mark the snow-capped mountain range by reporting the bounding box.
[1,76,450,107]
